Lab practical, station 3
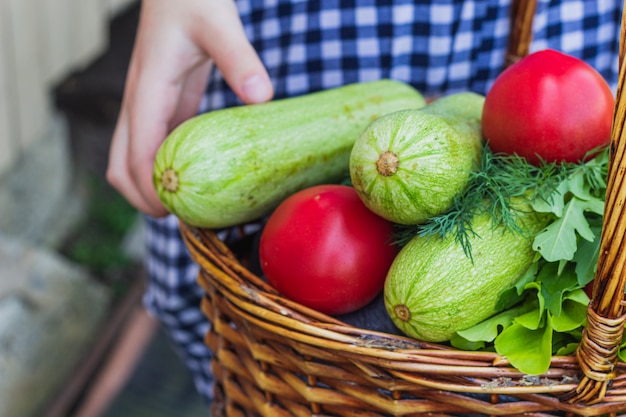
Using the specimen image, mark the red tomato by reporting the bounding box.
[259,184,398,315]
[482,49,614,165]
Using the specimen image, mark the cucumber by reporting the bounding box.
[384,205,548,342]
[349,92,484,225]
[153,80,426,228]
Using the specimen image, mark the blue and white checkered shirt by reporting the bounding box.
[142,0,622,404]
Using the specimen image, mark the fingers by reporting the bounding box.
[191,1,274,104]
[170,59,214,130]
[107,107,167,216]
[128,57,214,216]
[108,1,209,217]
[107,0,273,217]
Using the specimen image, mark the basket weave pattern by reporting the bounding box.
[181,0,626,414]
[182,225,626,416]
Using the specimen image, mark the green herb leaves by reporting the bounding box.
[391,145,609,374]
[444,147,608,375]
[531,152,607,263]
[394,147,591,258]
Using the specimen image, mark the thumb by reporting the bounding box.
[193,1,273,104]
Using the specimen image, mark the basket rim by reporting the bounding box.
[181,222,626,395]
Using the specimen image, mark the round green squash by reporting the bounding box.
[384,207,548,342]
[349,92,485,225]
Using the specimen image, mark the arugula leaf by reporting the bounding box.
[532,180,567,217]
[573,222,602,287]
[536,262,578,317]
[454,272,589,375]
[532,197,603,261]
[495,313,553,375]
[513,291,545,330]
[492,290,587,375]
[554,341,579,356]
[495,262,539,310]
[452,302,535,346]
[551,290,589,332]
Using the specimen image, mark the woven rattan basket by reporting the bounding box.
[180,1,626,415]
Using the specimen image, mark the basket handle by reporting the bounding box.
[571,1,626,404]
[506,0,537,67]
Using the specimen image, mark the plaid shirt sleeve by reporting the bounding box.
[142,0,623,404]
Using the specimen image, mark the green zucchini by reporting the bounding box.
[153,80,426,228]
[384,204,548,342]
[349,92,484,225]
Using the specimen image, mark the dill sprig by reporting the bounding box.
[392,145,608,258]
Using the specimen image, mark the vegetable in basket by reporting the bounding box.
[152,80,426,229]
[250,208,401,334]
[384,198,549,343]
[387,146,608,375]
[349,92,484,225]
[458,148,607,370]
[259,184,398,316]
[384,49,613,374]
[482,49,614,165]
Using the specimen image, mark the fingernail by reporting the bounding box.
[242,74,272,103]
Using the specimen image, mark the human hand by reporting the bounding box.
[107,0,273,216]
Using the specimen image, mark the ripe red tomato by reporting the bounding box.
[259,184,398,315]
[482,49,614,165]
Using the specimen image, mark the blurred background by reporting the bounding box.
[0,1,208,416]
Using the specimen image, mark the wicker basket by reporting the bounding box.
[181,1,626,415]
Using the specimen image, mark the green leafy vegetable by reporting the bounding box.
[439,147,609,375]
[393,146,603,258]
[495,314,553,375]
